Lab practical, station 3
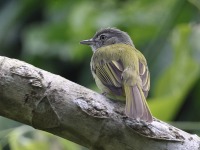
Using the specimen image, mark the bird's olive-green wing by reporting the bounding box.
[137,50,150,98]
[92,60,124,96]
[123,49,152,122]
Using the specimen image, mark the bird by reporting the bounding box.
[80,28,153,123]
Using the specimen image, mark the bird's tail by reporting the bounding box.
[124,84,153,123]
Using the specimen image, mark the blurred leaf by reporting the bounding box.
[189,0,200,10]
[8,126,49,150]
[22,1,97,63]
[149,24,200,120]
[22,24,73,60]
[190,25,200,64]
[6,126,86,150]
[0,128,14,149]
[0,117,21,130]
[0,0,44,57]
[0,117,22,149]
[52,134,83,150]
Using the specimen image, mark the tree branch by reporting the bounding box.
[0,56,199,150]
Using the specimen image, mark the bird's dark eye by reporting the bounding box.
[100,35,106,40]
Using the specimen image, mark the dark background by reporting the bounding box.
[0,0,200,149]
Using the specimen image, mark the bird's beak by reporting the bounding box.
[80,38,95,45]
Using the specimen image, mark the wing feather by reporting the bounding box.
[139,61,150,98]
[93,60,123,96]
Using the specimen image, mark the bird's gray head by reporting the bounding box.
[80,28,134,52]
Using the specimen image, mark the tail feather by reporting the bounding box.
[124,85,153,123]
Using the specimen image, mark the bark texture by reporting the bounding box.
[0,56,200,150]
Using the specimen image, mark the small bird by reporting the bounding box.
[80,28,153,123]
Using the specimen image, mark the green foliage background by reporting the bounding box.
[0,0,200,149]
